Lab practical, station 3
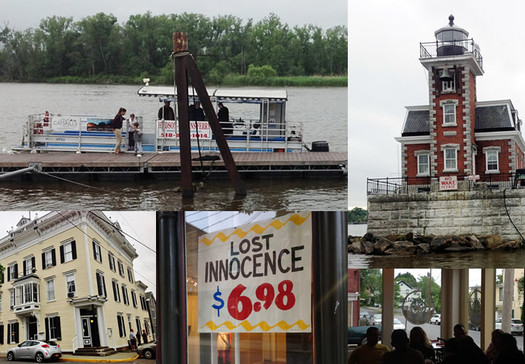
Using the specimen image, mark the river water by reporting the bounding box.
[0,83,347,210]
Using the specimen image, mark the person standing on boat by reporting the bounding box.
[218,102,232,136]
[189,101,206,121]
[133,121,143,157]
[112,107,126,154]
[127,113,136,151]
[158,99,175,120]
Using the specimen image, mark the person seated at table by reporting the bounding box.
[443,324,489,364]
[409,326,436,364]
[348,327,390,364]
[382,329,424,364]
[493,333,525,364]
[485,329,504,362]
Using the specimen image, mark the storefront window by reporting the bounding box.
[185,212,314,364]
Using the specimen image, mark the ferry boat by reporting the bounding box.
[13,86,329,154]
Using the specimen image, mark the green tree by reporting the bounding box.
[0,12,347,82]
[417,275,441,313]
[325,25,348,75]
[76,13,122,76]
[35,16,76,77]
[248,13,293,75]
[122,12,174,75]
[360,269,382,307]
[348,207,368,224]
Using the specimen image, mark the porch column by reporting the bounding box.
[312,211,348,364]
[441,269,469,339]
[156,212,188,364]
[480,269,496,351]
[381,269,395,347]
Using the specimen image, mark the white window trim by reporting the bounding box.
[23,256,34,276]
[46,278,56,302]
[415,151,430,176]
[113,280,121,302]
[118,260,125,277]
[7,321,18,344]
[93,240,102,263]
[9,289,15,309]
[109,253,116,272]
[46,315,60,340]
[441,144,460,172]
[8,263,17,281]
[483,147,501,174]
[63,241,74,263]
[440,99,459,127]
[127,267,134,283]
[64,271,77,298]
[43,248,54,269]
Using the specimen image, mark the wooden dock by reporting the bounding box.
[0,151,347,179]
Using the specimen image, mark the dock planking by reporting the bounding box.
[0,151,347,178]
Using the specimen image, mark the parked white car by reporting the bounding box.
[393,318,406,330]
[7,340,61,362]
[495,318,524,335]
[430,313,441,325]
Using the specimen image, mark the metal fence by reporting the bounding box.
[419,39,483,71]
[367,173,521,196]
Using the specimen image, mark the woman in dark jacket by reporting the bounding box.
[112,107,126,154]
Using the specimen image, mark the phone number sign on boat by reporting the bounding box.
[157,120,211,139]
[198,212,312,333]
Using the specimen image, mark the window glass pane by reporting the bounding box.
[487,151,498,171]
[47,280,55,301]
[444,104,455,124]
[445,149,456,170]
[64,243,73,261]
[418,154,429,175]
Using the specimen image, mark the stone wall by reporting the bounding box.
[367,189,525,241]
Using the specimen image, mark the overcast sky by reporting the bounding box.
[349,0,525,208]
[0,0,346,31]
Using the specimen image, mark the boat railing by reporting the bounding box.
[154,118,303,152]
[18,114,304,153]
[21,113,143,153]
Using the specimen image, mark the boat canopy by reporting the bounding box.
[137,86,287,104]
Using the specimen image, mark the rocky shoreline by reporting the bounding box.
[348,232,524,255]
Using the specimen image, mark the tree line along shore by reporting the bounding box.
[0,12,347,86]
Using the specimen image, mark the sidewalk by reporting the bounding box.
[60,351,139,362]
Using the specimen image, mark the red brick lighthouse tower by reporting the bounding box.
[397,15,525,188]
[421,15,483,179]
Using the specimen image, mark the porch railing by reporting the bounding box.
[72,336,80,353]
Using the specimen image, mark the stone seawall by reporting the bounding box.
[367,189,525,241]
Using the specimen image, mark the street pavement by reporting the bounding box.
[0,359,152,364]
[0,351,153,363]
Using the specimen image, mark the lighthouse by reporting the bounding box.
[396,15,525,190]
